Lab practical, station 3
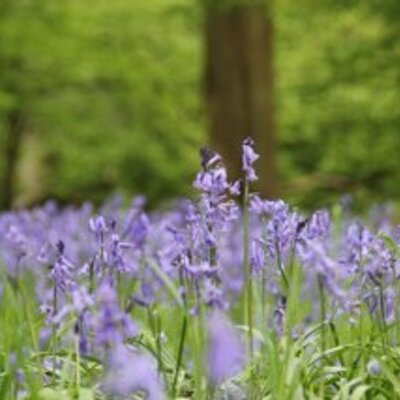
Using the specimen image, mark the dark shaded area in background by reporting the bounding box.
[0,0,399,210]
[205,2,277,199]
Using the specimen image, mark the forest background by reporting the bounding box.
[0,0,399,211]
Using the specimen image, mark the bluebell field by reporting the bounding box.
[1,139,400,399]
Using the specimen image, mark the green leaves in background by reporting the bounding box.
[0,0,399,207]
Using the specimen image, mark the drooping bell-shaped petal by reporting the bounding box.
[242,137,259,182]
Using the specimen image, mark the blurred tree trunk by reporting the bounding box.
[0,108,24,210]
[205,3,277,197]
[15,131,44,207]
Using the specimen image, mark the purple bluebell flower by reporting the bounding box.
[107,233,134,273]
[251,197,299,288]
[194,162,230,196]
[242,137,259,182]
[185,261,220,279]
[201,278,229,310]
[200,147,223,171]
[131,282,155,309]
[93,280,138,348]
[384,287,396,325]
[251,238,265,274]
[250,196,287,216]
[71,285,94,314]
[297,239,346,301]
[2,224,28,277]
[37,241,57,265]
[101,343,165,399]
[345,222,373,270]
[273,296,286,336]
[207,311,246,385]
[305,209,331,240]
[50,241,75,292]
[89,215,109,240]
[124,199,150,250]
[367,359,381,376]
[192,147,240,286]
[230,180,242,196]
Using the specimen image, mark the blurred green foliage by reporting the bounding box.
[0,0,204,206]
[0,0,399,207]
[277,0,400,207]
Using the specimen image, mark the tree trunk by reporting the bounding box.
[0,108,24,210]
[205,4,277,198]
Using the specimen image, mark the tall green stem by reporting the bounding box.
[243,180,254,357]
[73,328,81,398]
[172,313,188,397]
[317,274,326,353]
[317,274,326,398]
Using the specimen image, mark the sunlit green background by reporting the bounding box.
[0,0,399,209]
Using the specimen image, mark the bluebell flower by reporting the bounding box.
[89,215,109,239]
[207,311,246,385]
[242,137,259,182]
[124,199,150,250]
[93,280,138,348]
[201,278,229,310]
[101,343,165,399]
[367,359,381,375]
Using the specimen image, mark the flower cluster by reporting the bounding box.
[1,138,400,398]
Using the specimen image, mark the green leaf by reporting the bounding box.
[38,388,69,400]
[77,388,95,400]
[147,258,183,308]
[350,385,370,400]
[378,232,400,256]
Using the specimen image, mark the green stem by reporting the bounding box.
[317,274,326,353]
[172,313,188,397]
[261,268,267,322]
[147,307,163,375]
[378,285,388,351]
[155,310,164,375]
[243,180,254,357]
[52,283,58,384]
[275,238,289,292]
[193,305,206,399]
[317,274,326,399]
[74,330,81,398]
